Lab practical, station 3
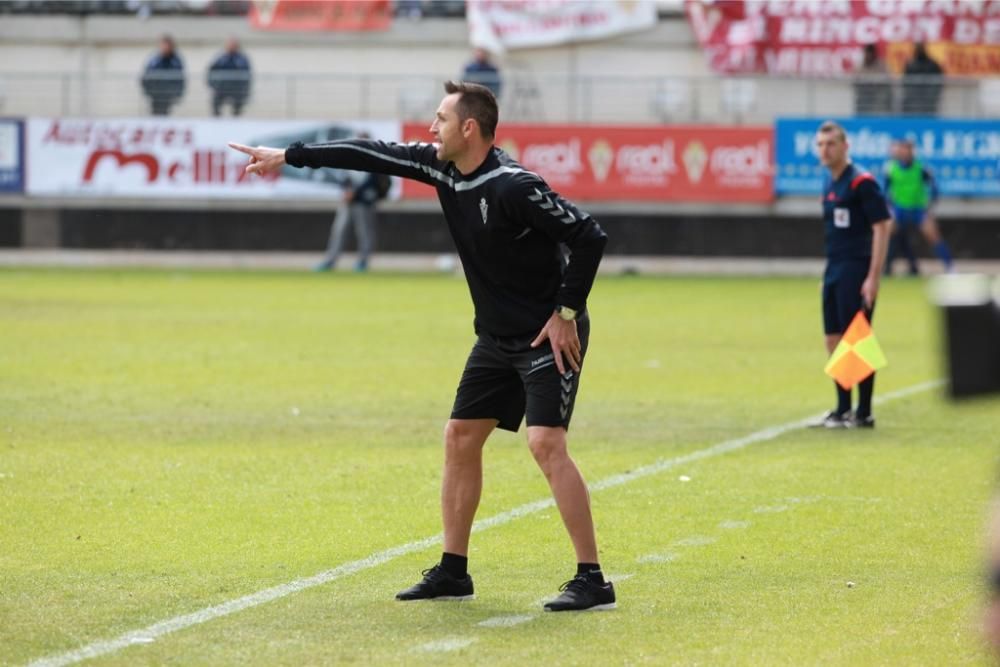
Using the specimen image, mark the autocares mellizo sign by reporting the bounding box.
[401,123,774,203]
[25,117,400,199]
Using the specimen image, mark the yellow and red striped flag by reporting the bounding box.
[824,311,888,390]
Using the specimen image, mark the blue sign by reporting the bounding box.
[775,117,1000,198]
[0,118,24,194]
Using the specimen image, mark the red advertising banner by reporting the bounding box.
[687,0,1000,75]
[401,124,773,203]
[249,0,391,32]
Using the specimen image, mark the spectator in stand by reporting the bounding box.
[395,0,423,20]
[462,48,502,99]
[141,34,185,116]
[902,43,944,116]
[854,44,893,115]
[207,37,252,117]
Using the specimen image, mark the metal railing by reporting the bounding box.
[0,71,990,123]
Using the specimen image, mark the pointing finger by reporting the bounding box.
[228,142,254,155]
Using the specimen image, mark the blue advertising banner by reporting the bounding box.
[0,118,24,194]
[775,117,1000,198]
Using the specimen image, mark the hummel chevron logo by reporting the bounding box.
[561,379,573,393]
[529,188,576,224]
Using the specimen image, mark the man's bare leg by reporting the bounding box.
[396,418,495,601]
[526,425,597,563]
[442,418,496,555]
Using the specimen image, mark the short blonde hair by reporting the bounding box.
[818,120,847,143]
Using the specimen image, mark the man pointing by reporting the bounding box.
[230,80,613,611]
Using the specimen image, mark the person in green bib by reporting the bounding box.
[883,138,954,275]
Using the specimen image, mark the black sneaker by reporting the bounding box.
[543,574,616,612]
[395,564,474,601]
[850,413,875,429]
[809,410,851,429]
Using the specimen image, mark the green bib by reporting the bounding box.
[887,160,929,209]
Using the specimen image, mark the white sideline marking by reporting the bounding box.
[637,552,679,564]
[25,378,943,667]
[415,638,477,653]
[753,504,789,514]
[718,520,751,530]
[607,573,634,582]
[477,614,536,628]
[673,536,718,548]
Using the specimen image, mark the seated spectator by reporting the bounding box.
[207,37,252,117]
[140,34,185,116]
[462,48,502,99]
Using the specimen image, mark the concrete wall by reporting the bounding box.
[5,14,985,123]
[0,15,708,121]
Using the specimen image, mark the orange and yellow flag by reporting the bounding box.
[824,311,888,390]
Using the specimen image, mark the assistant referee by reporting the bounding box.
[812,120,891,429]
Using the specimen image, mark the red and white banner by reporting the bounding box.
[468,0,658,54]
[249,0,391,32]
[687,0,1000,75]
[401,123,773,203]
[26,118,399,199]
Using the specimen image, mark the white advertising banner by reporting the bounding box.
[26,117,401,199]
[468,0,658,54]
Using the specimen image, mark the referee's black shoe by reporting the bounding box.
[809,410,851,429]
[850,413,876,429]
[543,574,616,612]
[395,564,474,601]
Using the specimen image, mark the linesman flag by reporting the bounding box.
[824,311,888,390]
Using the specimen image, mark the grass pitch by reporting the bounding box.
[1,268,997,666]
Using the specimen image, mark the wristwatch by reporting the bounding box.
[556,305,578,321]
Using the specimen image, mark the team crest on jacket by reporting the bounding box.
[479,197,488,225]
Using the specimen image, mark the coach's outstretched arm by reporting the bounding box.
[229,139,447,186]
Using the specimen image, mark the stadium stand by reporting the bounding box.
[0,3,996,264]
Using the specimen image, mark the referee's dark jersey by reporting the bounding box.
[822,163,890,265]
[286,139,608,337]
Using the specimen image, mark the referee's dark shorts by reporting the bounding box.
[823,259,874,334]
[451,315,589,432]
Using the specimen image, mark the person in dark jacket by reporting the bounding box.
[141,35,185,116]
[207,38,252,117]
[462,48,502,99]
[854,44,893,115]
[902,43,944,116]
[315,132,385,272]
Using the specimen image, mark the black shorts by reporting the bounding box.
[450,316,590,432]
[823,260,875,334]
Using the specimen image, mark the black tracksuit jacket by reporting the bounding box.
[286,139,608,338]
